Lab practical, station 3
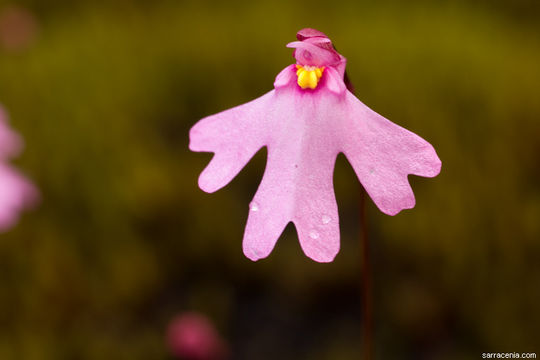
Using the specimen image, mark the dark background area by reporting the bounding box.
[0,0,539,359]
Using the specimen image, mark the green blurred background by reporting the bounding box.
[0,0,539,359]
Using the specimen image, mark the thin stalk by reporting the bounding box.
[344,70,373,360]
[359,187,373,360]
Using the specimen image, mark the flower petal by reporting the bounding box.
[296,28,329,41]
[0,107,23,159]
[292,151,340,263]
[0,164,38,232]
[274,64,296,89]
[323,66,347,95]
[242,156,292,261]
[286,41,340,67]
[242,87,341,262]
[340,92,441,215]
[189,91,274,193]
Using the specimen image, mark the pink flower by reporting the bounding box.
[0,106,38,231]
[189,29,441,263]
[167,312,228,360]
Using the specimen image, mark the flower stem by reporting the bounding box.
[359,187,373,360]
[343,68,373,359]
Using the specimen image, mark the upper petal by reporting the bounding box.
[296,28,329,41]
[286,41,341,68]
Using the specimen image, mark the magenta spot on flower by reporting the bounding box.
[189,29,441,263]
[167,312,228,360]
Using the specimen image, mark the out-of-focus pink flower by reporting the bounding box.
[0,5,39,53]
[190,28,441,263]
[167,312,228,360]
[0,106,38,231]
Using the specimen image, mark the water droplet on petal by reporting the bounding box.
[249,202,259,212]
[322,215,331,224]
[309,230,319,239]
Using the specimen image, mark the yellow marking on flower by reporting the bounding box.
[295,65,325,89]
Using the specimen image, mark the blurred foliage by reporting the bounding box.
[0,0,539,359]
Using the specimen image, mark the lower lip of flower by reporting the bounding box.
[296,65,325,89]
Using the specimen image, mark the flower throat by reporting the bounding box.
[296,65,325,89]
